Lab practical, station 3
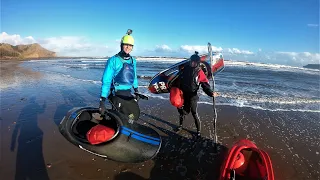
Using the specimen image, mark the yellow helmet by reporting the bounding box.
[121,29,134,46]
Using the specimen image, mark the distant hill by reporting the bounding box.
[303,64,320,70]
[0,43,56,60]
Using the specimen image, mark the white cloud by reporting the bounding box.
[275,51,320,65]
[179,45,223,54]
[0,32,37,45]
[1,32,319,67]
[276,52,298,56]
[39,36,115,57]
[145,45,257,63]
[143,44,224,57]
[307,24,319,27]
[226,48,254,55]
[1,32,114,57]
[219,50,320,67]
[155,44,172,52]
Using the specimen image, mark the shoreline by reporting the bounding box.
[0,60,319,180]
[0,56,188,61]
[1,93,319,179]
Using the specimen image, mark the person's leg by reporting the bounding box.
[109,92,140,122]
[175,93,191,132]
[175,107,184,131]
[109,94,121,110]
[122,98,140,121]
[190,94,201,136]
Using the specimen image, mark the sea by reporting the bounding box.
[1,57,320,179]
[16,57,320,113]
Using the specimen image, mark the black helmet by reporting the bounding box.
[190,51,200,62]
[190,51,200,68]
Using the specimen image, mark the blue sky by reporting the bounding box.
[1,0,319,66]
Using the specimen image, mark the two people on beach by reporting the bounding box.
[88,29,218,144]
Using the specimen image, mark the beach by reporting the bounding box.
[0,60,319,180]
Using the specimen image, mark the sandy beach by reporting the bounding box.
[1,60,319,180]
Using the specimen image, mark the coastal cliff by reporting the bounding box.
[0,43,56,60]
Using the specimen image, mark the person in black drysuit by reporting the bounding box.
[175,52,218,137]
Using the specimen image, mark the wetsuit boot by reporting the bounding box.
[191,112,201,137]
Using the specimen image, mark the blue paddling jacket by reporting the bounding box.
[100,54,138,98]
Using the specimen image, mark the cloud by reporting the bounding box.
[1,32,319,67]
[0,32,37,45]
[148,44,252,57]
[144,44,224,57]
[307,24,319,27]
[179,45,223,54]
[155,44,172,52]
[225,50,320,67]
[38,36,115,57]
[179,46,253,55]
[226,48,254,55]
[38,36,110,56]
[1,32,114,57]
[275,51,320,65]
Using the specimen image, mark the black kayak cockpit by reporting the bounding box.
[70,109,119,144]
[59,107,162,163]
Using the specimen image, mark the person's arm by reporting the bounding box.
[132,57,139,92]
[198,69,214,97]
[101,57,116,98]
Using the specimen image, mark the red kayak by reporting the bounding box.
[219,139,275,180]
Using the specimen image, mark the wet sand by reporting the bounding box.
[0,60,319,180]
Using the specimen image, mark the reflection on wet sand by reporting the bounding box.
[10,96,48,180]
[0,61,42,89]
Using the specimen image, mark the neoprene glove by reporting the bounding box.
[99,97,106,115]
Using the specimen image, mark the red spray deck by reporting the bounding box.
[219,139,275,180]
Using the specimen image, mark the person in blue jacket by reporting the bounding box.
[99,29,140,121]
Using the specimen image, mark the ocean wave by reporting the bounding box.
[136,59,186,63]
[198,101,320,113]
[202,91,320,105]
[34,69,155,87]
[136,57,186,61]
[225,61,320,74]
[139,93,320,112]
[63,64,105,70]
[80,60,107,63]
[36,70,101,85]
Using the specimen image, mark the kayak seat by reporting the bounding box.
[72,111,97,141]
